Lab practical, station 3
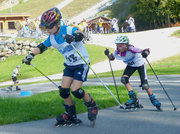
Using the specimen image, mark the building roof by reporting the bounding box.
[0,13,30,19]
[87,16,112,24]
[0,13,30,17]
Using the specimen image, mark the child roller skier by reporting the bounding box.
[22,7,98,127]
[8,65,21,91]
[104,35,162,111]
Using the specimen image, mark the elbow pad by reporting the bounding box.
[73,32,84,42]
[37,43,48,54]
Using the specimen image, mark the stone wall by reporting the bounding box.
[0,38,38,62]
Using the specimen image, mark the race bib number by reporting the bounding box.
[65,54,78,63]
[128,61,135,66]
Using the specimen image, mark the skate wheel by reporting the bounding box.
[54,124,61,128]
[74,123,80,127]
[139,104,143,108]
[54,122,60,128]
[125,108,130,111]
[54,121,67,128]
[72,118,82,126]
[157,107,163,112]
[120,106,125,109]
[90,120,96,127]
[67,123,73,127]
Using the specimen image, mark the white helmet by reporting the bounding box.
[114,35,129,44]
[16,65,21,68]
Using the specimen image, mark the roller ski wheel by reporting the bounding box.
[156,104,163,112]
[8,86,12,91]
[55,102,82,128]
[84,96,98,127]
[125,103,143,111]
[90,120,96,127]
[125,91,142,111]
[54,118,82,128]
[156,107,163,112]
[149,94,162,111]
[87,105,98,127]
[16,88,21,91]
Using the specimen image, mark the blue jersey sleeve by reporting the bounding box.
[43,36,51,47]
[72,27,78,34]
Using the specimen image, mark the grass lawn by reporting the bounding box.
[0,0,102,19]
[0,44,114,82]
[0,85,128,125]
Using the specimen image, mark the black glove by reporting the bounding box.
[73,32,84,42]
[104,48,110,56]
[141,49,150,58]
[22,53,34,65]
[64,34,75,44]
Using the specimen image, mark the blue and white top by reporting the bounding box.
[113,46,145,67]
[43,25,90,66]
[12,68,19,77]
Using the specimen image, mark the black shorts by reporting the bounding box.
[123,64,148,85]
[63,63,89,82]
[12,76,17,82]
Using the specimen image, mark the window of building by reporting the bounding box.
[8,22,16,30]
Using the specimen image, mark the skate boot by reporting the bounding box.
[149,94,162,111]
[55,103,82,127]
[84,97,98,127]
[125,91,143,111]
[8,86,13,91]
[16,86,21,91]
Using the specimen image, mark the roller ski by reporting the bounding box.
[16,86,21,91]
[8,86,13,91]
[149,94,162,111]
[54,103,82,127]
[125,91,143,111]
[84,97,98,127]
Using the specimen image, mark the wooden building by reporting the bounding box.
[0,14,30,34]
[87,16,112,33]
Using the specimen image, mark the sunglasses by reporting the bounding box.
[46,24,55,29]
[39,23,56,31]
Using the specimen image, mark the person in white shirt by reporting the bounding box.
[8,65,21,91]
[22,7,98,127]
[104,35,162,111]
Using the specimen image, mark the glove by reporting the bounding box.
[64,34,75,44]
[110,53,115,60]
[73,32,84,42]
[22,53,34,65]
[104,48,110,56]
[141,49,150,58]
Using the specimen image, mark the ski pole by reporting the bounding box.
[64,39,124,108]
[30,63,59,88]
[108,59,121,104]
[145,58,177,111]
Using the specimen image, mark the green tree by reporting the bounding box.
[130,0,180,30]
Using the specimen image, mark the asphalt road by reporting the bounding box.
[0,75,180,134]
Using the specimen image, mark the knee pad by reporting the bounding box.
[142,84,149,90]
[121,77,129,85]
[59,86,70,99]
[71,88,85,99]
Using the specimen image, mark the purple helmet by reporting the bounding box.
[39,7,62,28]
